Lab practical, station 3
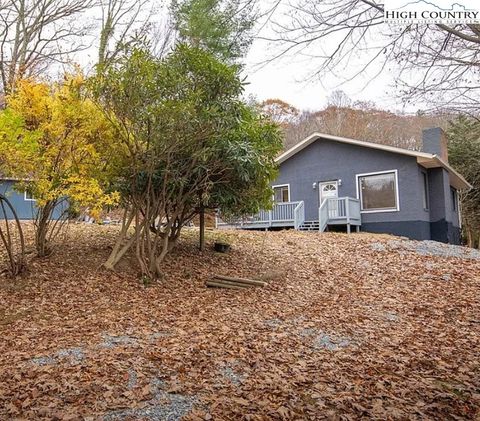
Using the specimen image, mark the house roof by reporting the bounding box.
[276,132,472,190]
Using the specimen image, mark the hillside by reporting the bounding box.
[1,225,479,419]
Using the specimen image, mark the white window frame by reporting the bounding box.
[24,190,36,202]
[272,184,290,203]
[355,169,400,214]
[450,187,458,213]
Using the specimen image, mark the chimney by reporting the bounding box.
[422,127,448,162]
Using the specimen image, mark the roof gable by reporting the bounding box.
[276,132,471,190]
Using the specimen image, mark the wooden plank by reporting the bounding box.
[210,278,262,289]
[205,281,248,289]
[213,275,267,287]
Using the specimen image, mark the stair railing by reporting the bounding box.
[318,199,329,232]
[293,201,305,230]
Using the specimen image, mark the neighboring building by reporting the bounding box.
[217,128,471,244]
[0,179,67,220]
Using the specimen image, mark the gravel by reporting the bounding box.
[313,333,353,351]
[126,368,138,390]
[99,334,138,348]
[299,328,354,351]
[264,318,283,329]
[220,364,244,386]
[104,376,195,421]
[371,239,480,260]
[31,347,84,366]
[383,312,399,322]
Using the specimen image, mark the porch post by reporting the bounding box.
[345,197,350,224]
[345,197,351,234]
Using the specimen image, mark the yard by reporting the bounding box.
[1,225,479,420]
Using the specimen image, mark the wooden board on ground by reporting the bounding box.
[206,274,267,289]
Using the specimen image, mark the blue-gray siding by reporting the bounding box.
[273,138,461,243]
[0,180,67,220]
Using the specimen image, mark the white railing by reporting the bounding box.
[294,201,305,229]
[319,199,329,232]
[271,202,298,222]
[348,198,361,223]
[217,201,304,229]
[318,197,361,232]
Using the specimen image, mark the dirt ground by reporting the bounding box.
[0,224,479,420]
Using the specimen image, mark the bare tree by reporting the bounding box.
[260,98,300,125]
[263,0,480,112]
[97,0,154,67]
[283,101,449,150]
[0,0,96,94]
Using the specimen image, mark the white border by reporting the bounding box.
[24,191,36,202]
[355,169,399,213]
[272,183,290,203]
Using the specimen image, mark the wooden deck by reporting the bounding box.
[216,197,361,232]
[319,197,361,233]
[216,201,305,230]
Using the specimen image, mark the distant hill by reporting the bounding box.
[281,105,451,151]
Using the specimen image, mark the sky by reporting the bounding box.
[240,1,408,113]
[77,0,419,114]
[243,40,402,113]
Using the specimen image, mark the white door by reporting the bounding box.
[319,181,339,218]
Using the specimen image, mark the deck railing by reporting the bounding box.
[293,201,305,230]
[319,197,361,232]
[216,201,305,229]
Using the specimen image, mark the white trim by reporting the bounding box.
[275,132,471,190]
[272,183,290,203]
[24,191,36,202]
[355,169,400,213]
[450,186,459,213]
[277,132,432,164]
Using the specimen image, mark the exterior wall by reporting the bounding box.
[427,168,460,244]
[273,138,446,241]
[0,180,67,220]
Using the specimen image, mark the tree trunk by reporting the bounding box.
[35,203,54,257]
[103,209,136,270]
[467,228,474,248]
[199,204,205,251]
[0,194,26,277]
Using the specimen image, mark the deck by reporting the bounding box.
[216,197,361,232]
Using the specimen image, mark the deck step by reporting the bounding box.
[298,221,320,231]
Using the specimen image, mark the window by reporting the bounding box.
[451,187,457,212]
[24,190,36,201]
[422,172,429,210]
[273,184,290,203]
[357,170,398,212]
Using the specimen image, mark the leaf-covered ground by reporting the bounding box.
[1,225,479,420]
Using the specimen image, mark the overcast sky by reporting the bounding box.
[243,39,403,113]
[78,0,416,114]
[240,1,409,113]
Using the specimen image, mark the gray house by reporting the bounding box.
[217,128,471,244]
[0,179,67,220]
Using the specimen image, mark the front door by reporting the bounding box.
[319,181,339,218]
